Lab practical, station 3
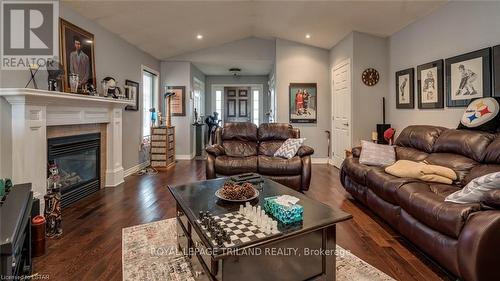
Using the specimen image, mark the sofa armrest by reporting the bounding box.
[206,144,225,156]
[297,145,314,157]
[480,190,500,209]
[351,146,362,158]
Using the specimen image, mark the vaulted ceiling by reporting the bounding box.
[64,0,446,60]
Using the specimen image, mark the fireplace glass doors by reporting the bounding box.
[47,133,101,208]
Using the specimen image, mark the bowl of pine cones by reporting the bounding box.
[215,180,259,202]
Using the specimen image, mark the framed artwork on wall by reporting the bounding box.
[59,18,96,93]
[446,48,491,107]
[395,68,414,109]
[124,80,139,111]
[417,60,444,109]
[289,83,317,123]
[491,46,500,98]
[166,86,186,116]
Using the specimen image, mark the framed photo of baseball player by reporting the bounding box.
[289,83,317,123]
[491,45,500,97]
[417,60,444,109]
[395,68,414,109]
[446,48,491,107]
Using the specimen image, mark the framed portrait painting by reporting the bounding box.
[124,80,139,111]
[446,48,491,107]
[493,45,500,97]
[166,86,186,116]
[417,60,444,109]
[289,83,317,123]
[59,18,96,93]
[395,68,414,109]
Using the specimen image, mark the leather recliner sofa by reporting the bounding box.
[206,122,314,191]
[340,125,500,281]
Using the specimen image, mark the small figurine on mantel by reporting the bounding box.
[45,162,62,238]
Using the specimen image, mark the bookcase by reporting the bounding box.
[150,126,175,168]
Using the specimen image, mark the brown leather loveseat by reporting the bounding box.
[206,122,314,191]
[340,125,500,281]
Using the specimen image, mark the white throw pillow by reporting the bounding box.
[445,172,500,204]
[274,138,306,159]
[359,140,396,167]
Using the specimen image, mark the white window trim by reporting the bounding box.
[141,65,159,140]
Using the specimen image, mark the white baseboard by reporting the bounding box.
[311,157,329,164]
[124,161,150,177]
[176,154,194,160]
[328,159,335,166]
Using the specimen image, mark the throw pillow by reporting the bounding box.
[274,138,306,159]
[445,172,500,204]
[457,97,500,133]
[385,160,457,184]
[359,140,395,167]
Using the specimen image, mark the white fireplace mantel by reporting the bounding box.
[0,88,132,203]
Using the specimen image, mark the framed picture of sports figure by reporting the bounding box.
[417,60,444,109]
[289,83,317,123]
[59,18,96,93]
[493,45,500,97]
[446,48,491,107]
[395,68,414,109]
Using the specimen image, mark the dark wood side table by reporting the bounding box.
[168,178,352,280]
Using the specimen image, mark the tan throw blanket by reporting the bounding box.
[385,160,457,184]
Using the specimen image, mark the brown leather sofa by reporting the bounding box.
[206,122,314,191]
[340,125,500,281]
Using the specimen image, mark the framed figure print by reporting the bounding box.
[59,18,96,93]
[446,48,491,107]
[395,68,414,109]
[289,83,317,123]
[491,46,500,98]
[166,86,186,116]
[417,60,444,109]
[124,80,139,111]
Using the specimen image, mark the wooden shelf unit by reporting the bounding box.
[150,126,175,168]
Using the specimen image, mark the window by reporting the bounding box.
[215,90,222,121]
[252,89,259,125]
[193,78,204,123]
[142,69,158,137]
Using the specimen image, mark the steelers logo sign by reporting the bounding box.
[461,97,500,128]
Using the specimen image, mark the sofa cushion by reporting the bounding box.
[366,169,418,204]
[463,164,500,185]
[359,140,396,167]
[258,155,302,175]
[258,123,295,141]
[445,172,500,204]
[395,125,447,153]
[457,97,500,133]
[274,138,305,159]
[222,122,258,141]
[258,140,283,156]
[396,182,481,238]
[483,136,500,163]
[215,155,258,175]
[222,141,258,157]
[433,129,495,162]
[395,147,429,162]
[425,153,479,185]
[342,157,382,186]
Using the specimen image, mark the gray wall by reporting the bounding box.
[204,75,270,123]
[388,1,500,133]
[0,4,161,174]
[275,38,330,158]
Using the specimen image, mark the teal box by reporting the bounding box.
[263,196,303,224]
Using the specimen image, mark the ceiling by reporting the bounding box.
[64,0,446,61]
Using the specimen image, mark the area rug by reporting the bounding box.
[122,219,394,281]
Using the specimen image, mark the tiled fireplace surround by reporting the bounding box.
[0,88,131,210]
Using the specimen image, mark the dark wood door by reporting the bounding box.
[224,87,251,123]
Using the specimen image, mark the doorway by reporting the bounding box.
[332,59,352,168]
[224,87,251,123]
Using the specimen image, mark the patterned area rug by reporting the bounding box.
[122,219,394,281]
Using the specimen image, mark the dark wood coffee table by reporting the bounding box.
[168,178,352,281]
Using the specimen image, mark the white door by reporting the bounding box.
[332,59,352,168]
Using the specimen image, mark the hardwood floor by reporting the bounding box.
[33,160,449,281]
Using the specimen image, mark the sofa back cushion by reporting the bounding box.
[395,125,446,153]
[483,136,500,163]
[433,129,495,162]
[221,122,258,157]
[258,123,299,156]
[425,153,479,185]
[395,147,429,162]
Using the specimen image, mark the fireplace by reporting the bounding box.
[47,133,101,208]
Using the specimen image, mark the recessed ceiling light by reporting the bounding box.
[305,34,311,39]
[196,34,203,40]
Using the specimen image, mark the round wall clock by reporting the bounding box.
[362,68,380,86]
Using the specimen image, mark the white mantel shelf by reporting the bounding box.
[0,88,132,107]
[0,88,128,208]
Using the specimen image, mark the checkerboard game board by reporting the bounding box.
[196,212,281,248]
